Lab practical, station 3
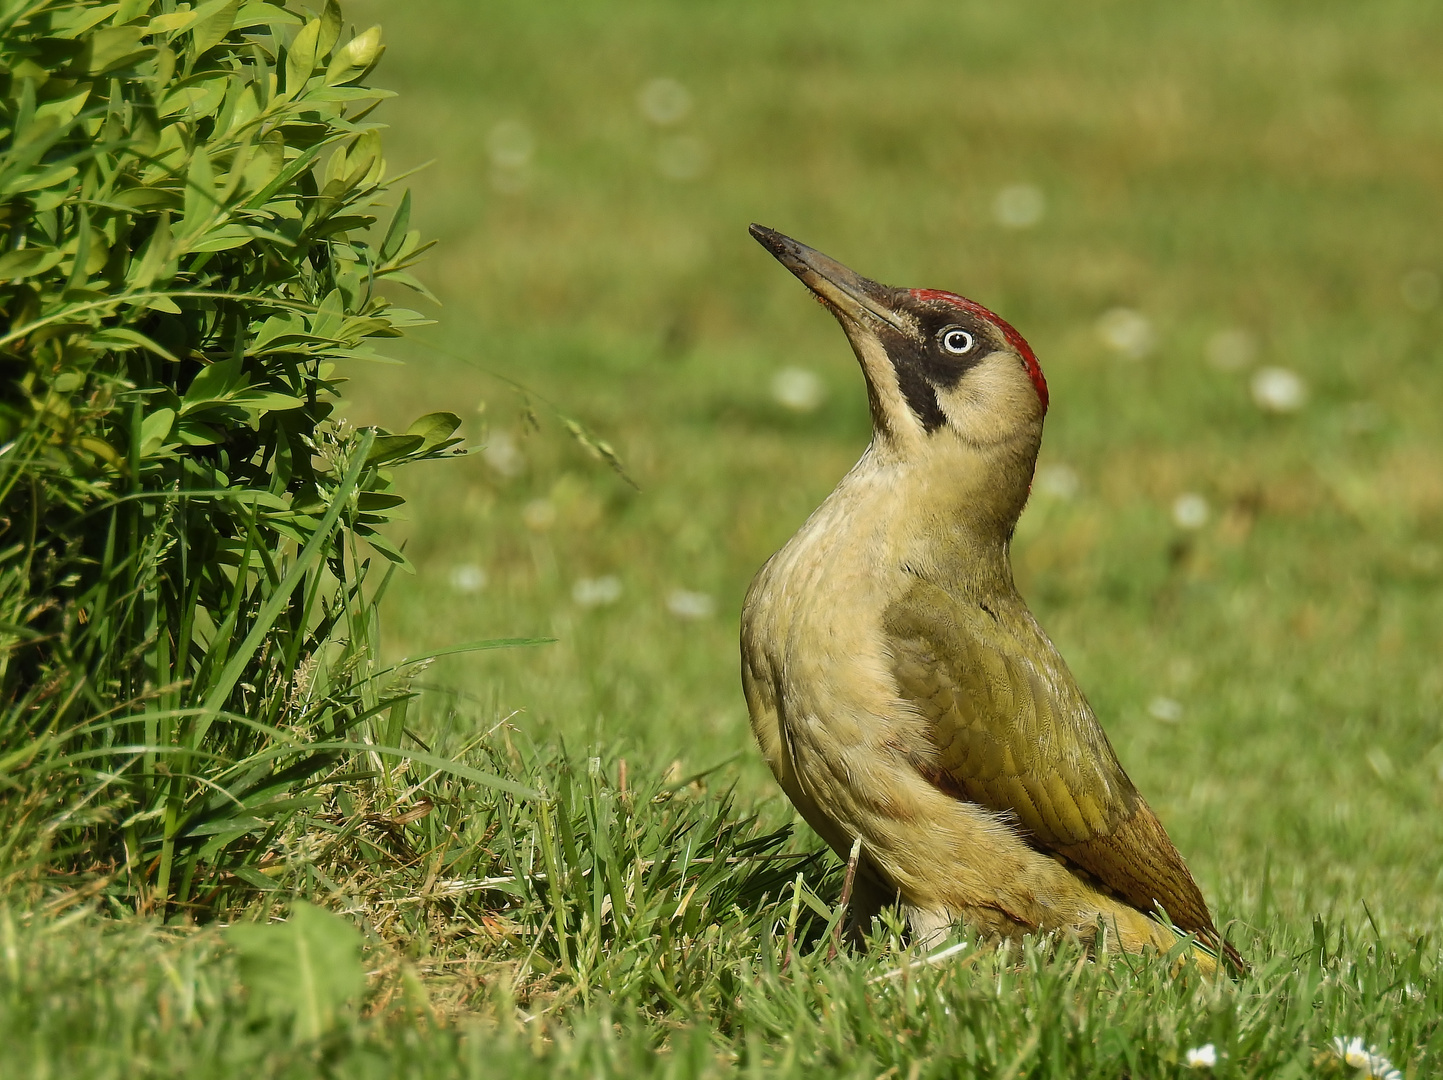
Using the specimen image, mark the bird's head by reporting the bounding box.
[751,225,1048,460]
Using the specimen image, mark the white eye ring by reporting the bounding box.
[940,327,974,355]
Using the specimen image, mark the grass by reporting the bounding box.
[6,741,1440,1076]
[341,0,1443,919]
[10,0,1443,1074]
[4,746,1440,1076]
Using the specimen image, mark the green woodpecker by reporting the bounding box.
[741,225,1242,973]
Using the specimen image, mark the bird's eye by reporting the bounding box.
[939,327,975,355]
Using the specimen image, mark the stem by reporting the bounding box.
[829,836,863,960]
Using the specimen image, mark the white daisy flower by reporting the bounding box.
[1034,463,1080,500]
[771,367,827,413]
[1171,492,1210,530]
[993,183,1046,229]
[572,575,623,608]
[482,429,525,478]
[449,564,487,594]
[1148,696,1183,723]
[1250,366,1307,413]
[1096,307,1155,359]
[1330,1036,1402,1080]
[638,77,691,126]
[666,589,715,620]
[1184,1043,1218,1069]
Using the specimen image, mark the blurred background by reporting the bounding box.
[343,0,1443,927]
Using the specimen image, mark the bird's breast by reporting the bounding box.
[741,459,923,798]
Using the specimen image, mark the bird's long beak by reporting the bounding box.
[749,225,913,338]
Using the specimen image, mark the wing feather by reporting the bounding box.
[883,581,1230,954]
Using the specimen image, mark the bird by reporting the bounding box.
[740,224,1243,973]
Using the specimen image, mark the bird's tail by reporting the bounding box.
[1217,937,1250,977]
[1186,926,1249,977]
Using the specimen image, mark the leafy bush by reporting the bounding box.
[0,0,508,911]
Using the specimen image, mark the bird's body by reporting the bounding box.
[741,226,1240,970]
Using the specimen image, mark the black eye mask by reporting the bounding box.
[878,314,994,433]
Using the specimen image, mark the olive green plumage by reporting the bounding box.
[885,580,1235,963]
[742,225,1244,973]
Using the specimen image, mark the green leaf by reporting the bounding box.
[10,164,79,196]
[0,117,63,197]
[379,189,411,261]
[110,186,184,211]
[74,25,149,75]
[378,268,437,302]
[160,75,229,120]
[139,408,176,456]
[65,205,91,291]
[186,816,268,837]
[228,867,281,891]
[363,433,424,465]
[33,84,92,127]
[78,436,124,466]
[324,24,382,86]
[142,294,182,314]
[172,417,222,446]
[233,1,303,30]
[405,411,461,452]
[251,313,306,351]
[230,490,290,511]
[356,492,405,511]
[146,10,204,34]
[181,357,245,412]
[126,212,173,289]
[116,0,157,23]
[310,288,344,340]
[323,142,349,188]
[300,741,542,800]
[317,0,342,58]
[360,528,411,569]
[150,42,178,90]
[0,247,64,280]
[91,327,181,362]
[197,429,374,732]
[187,228,259,253]
[229,388,304,413]
[227,901,365,1040]
[240,131,284,194]
[241,140,326,210]
[189,0,240,58]
[41,3,112,38]
[179,146,216,239]
[285,16,322,95]
[399,637,556,665]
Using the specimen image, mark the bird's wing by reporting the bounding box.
[882,580,1220,942]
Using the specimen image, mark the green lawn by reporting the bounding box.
[14,0,1443,1074]
[346,0,1443,919]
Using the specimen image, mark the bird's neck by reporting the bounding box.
[846,430,1039,598]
